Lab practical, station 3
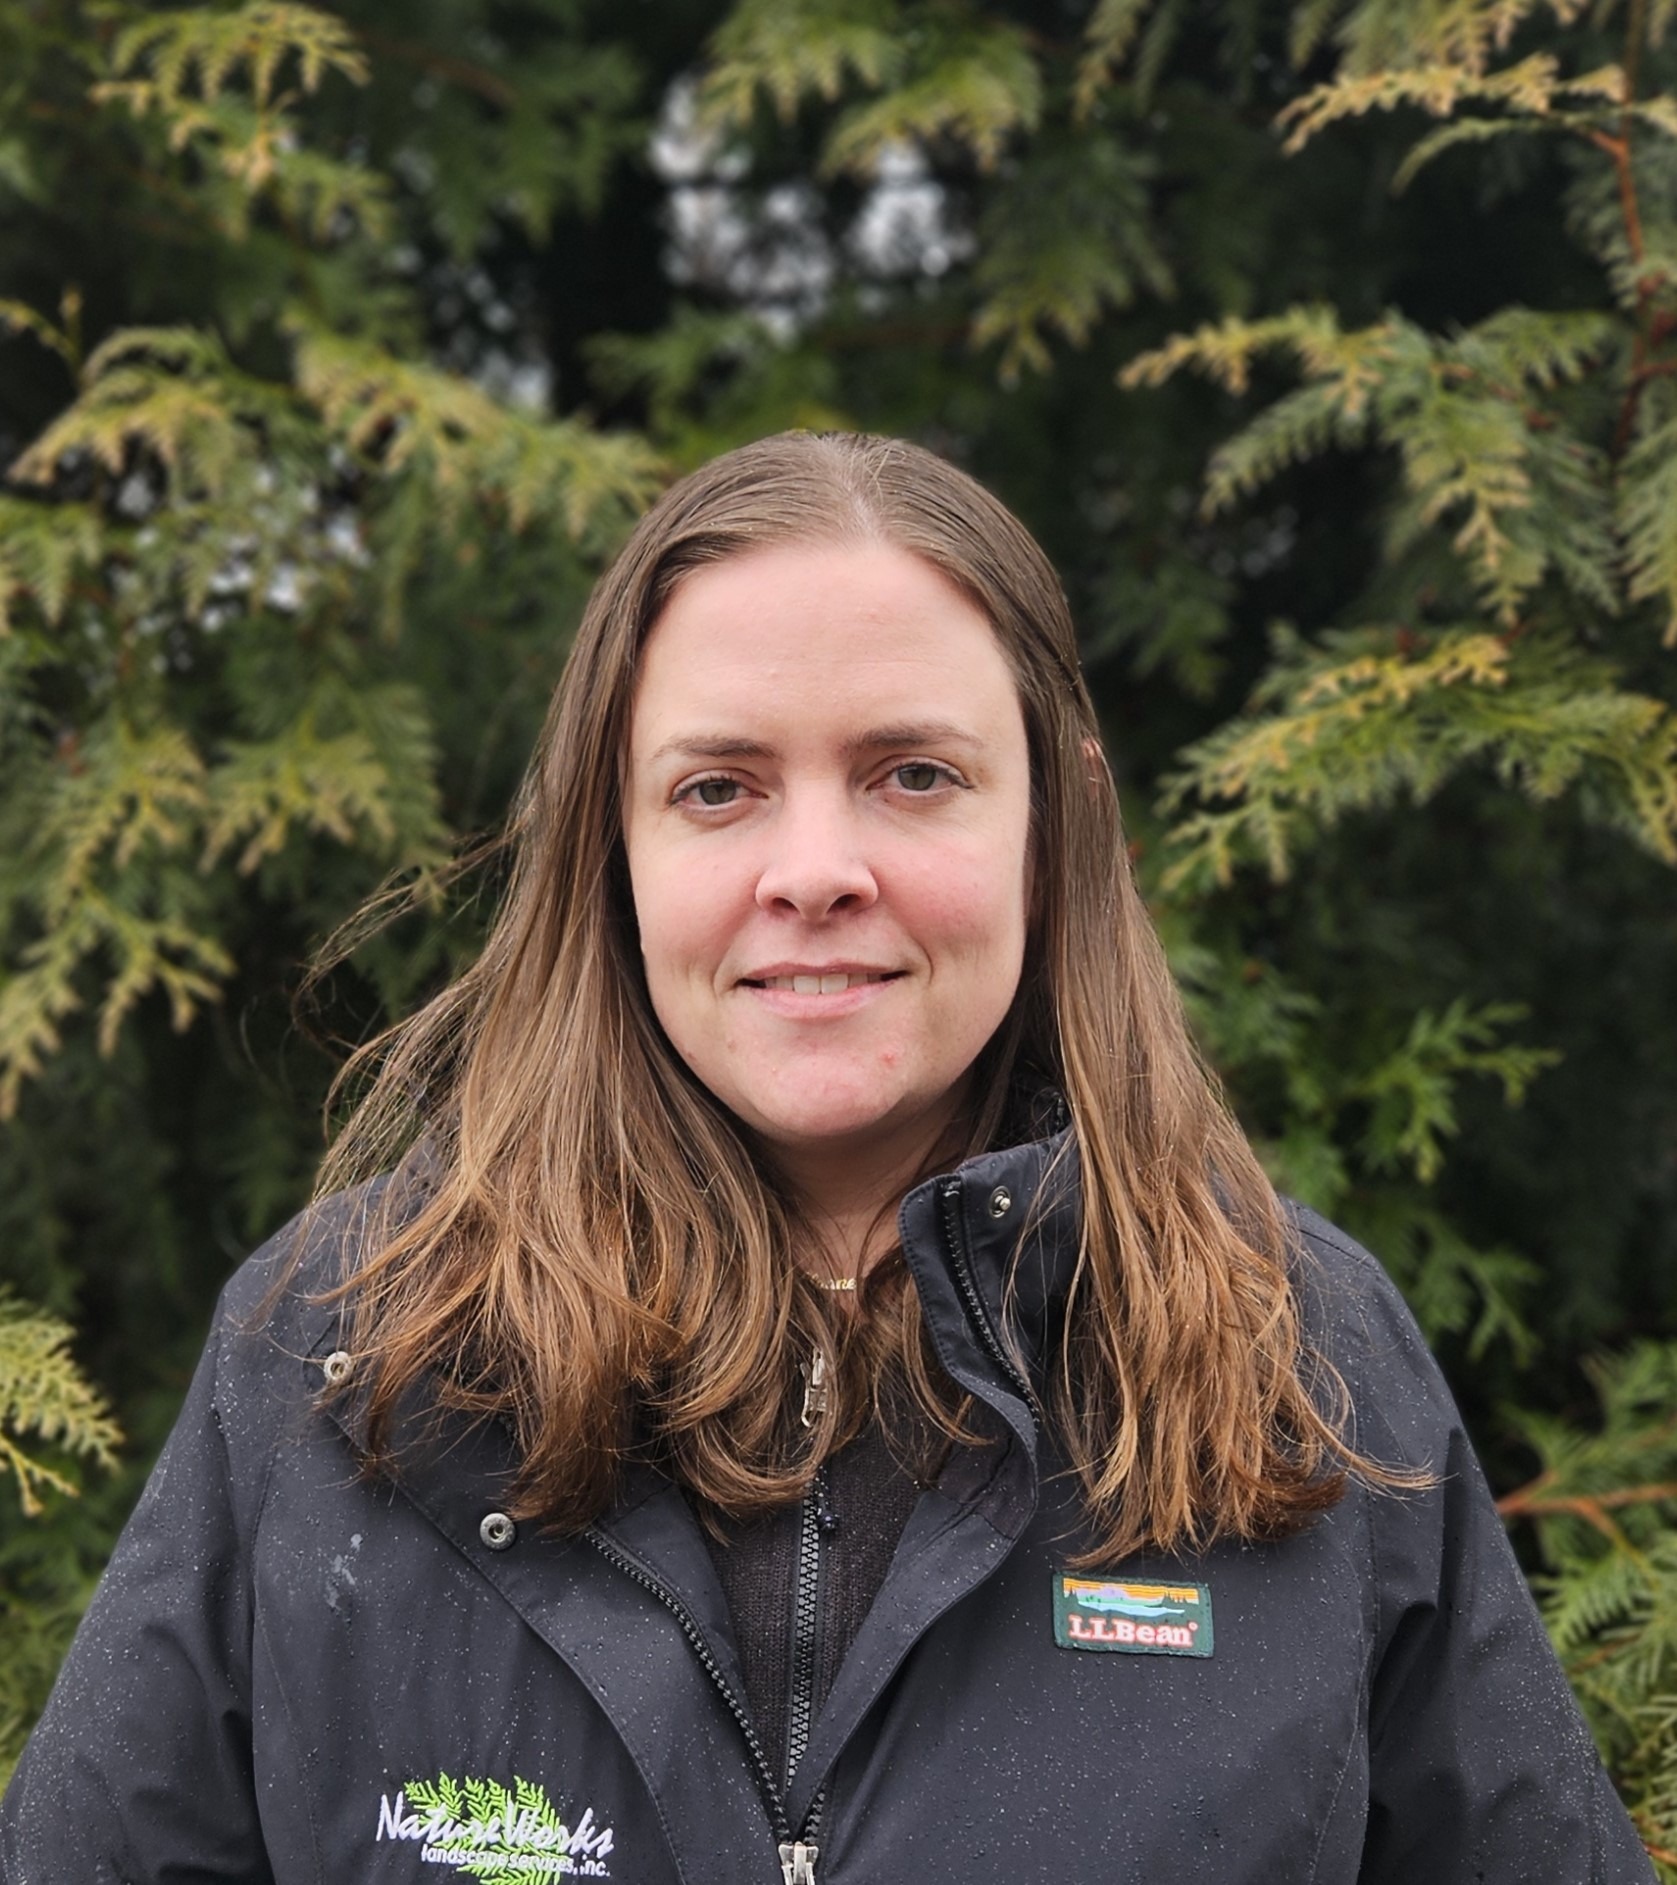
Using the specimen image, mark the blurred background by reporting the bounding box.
[2,0,1675,1859]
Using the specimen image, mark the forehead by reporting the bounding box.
[628,540,1022,751]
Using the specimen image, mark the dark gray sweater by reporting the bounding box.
[698,1416,925,1788]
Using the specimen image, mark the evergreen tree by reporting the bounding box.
[1,0,1672,1858]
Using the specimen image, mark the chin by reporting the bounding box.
[743,1086,941,1161]
[752,1103,901,1149]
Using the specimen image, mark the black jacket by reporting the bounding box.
[1,1134,1655,1884]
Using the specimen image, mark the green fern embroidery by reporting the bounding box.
[401,1773,603,1885]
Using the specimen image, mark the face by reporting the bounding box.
[622,539,1033,1192]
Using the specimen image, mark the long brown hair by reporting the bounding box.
[314,431,1374,1558]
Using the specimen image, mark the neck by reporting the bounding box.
[767,1098,972,1283]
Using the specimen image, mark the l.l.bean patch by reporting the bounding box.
[1053,1574,1214,1657]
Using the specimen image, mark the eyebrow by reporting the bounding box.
[646,722,983,766]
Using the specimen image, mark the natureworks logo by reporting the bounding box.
[1052,1575,1214,1656]
[376,1773,615,1881]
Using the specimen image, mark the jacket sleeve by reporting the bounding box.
[1302,1218,1656,1884]
[0,1276,276,1885]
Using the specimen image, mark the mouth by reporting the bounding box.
[740,970,903,996]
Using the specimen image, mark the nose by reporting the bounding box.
[754,789,879,920]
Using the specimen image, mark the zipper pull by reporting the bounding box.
[779,1840,820,1885]
[799,1349,829,1428]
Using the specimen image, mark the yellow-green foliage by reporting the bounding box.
[694,0,1153,372]
[699,0,904,126]
[13,327,296,502]
[1102,1,1677,1856]
[818,19,1043,176]
[292,326,662,543]
[93,3,385,241]
[1075,0,1157,112]
[0,1293,120,1518]
[1123,306,1623,622]
[104,2,367,107]
[1157,628,1677,887]
[1,0,1673,1862]
[0,1294,120,1784]
[0,497,100,633]
[0,1,663,1119]
[701,0,1042,176]
[1,718,230,1085]
[1121,264,1677,888]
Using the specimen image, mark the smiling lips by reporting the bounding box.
[744,970,901,995]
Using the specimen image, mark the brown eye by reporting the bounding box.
[894,763,946,792]
[690,777,740,807]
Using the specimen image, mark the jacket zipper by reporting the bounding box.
[583,1523,827,1883]
[774,1461,833,1884]
[936,1176,1043,1425]
[785,1462,837,1790]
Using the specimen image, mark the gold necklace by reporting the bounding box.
[817,1276,857,1291]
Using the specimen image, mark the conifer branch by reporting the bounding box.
[698,0,902,129]
[1499,1479,1677,1518]
[821,22,1042,175]
[354,29,518,110]
[0,1293,121,1518]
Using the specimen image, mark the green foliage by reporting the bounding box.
[0,289,81,371]
[586,306,850,462]
[1276,56,1625,156]
[16,323,301,500]
[1170,930,1547,1358]
[1124,305,1623,622]
[1621,412,1677,642]
[1076,0,1156,113]
[0,1292,119,1518]
[1502,1345,1677,1863]
[292,324,660,545]
[1156,625,1677,887]
[106,3,369,109]
[93,3,388,243]
[971,129,1171,380]
[1,0,1674,1861]
[1104,0,1677,1853]
[0,2,661,1121]
[0,1291,117,1782]
[0,496,99,631]
[0,1298,119,1793]
[818,16,1043,176]
[701,0,1041,175]
[700,0,903,125]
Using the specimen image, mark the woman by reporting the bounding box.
[1,432,1652,1884]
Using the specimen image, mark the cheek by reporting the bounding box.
[914,852,1030,983]
[627,843,736,982]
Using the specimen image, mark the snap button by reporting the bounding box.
[988,1186,1013,1218]
[479,1511,516,1551]
[321,1350,353,1387]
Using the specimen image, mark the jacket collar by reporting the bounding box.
[898,1125,1081,1409]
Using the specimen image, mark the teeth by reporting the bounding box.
[760,973,888,994]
